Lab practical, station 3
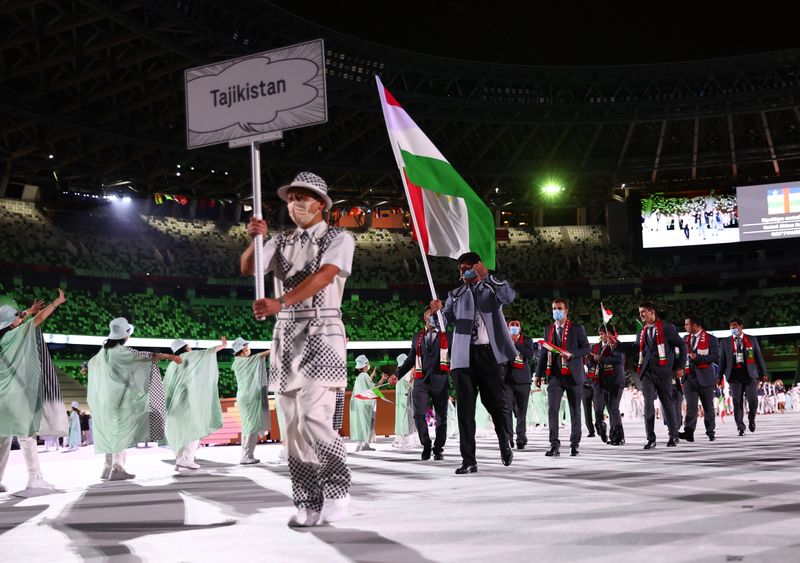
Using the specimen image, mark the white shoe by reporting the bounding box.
[288,508,321,527]
[239,457,260,465]
[278,448,288,462]
[108,468,135,481]
[26,477,55,490]
[320,495,350,524]
[175,459,201,470]
[360,444,375,452]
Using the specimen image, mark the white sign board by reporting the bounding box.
[184,39,327,149]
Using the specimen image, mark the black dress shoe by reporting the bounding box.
[501,447,513,466]
[643,440,656,450]
[545,446,560,457]
[587,431,596,438]
[749,422,756,433]
[433,452,444,461]
[516,439,527,450]
[677,431,694,442]
[570,446,579,457]
[666,438,678,447]
[599,432,608,443]
[708,433,715,442]
[421,441,432,461]
[454,464,477,475]
[738,428,745,436]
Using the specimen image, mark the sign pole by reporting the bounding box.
[251,141,265,311]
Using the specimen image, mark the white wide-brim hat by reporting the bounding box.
[108,317,134,340]
[0,305,19,331]
[355,354,369,370]
[170,339,187,354]
[396,354,408,365]
[277,171,333,210]
[71,401,80,409]
[232,337,249,354]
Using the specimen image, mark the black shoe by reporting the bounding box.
[516,439,527,450]
[599,431,608,443]
[570,446,579,457]
[545,446,561,457]
[708,433,715,442]
[454,464,477,475]
[501,447,513,466]
[738,428,745,436]
[677,431,694,442]
[421,441,432,461]
[667,438,678,447]
[587,431,596,438]
[433,452,444,461]
[643,440,656,450]
[749,422,756,433]
[509,440,515,450]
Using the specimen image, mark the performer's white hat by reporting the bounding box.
[396,354,408,365]
[170,339,187,353]
[71,401,80,409]
[232,337,249,354]
[277,171,333,210]
[107,317,134,339]
[355,355,369,369]
[0,305,19,330]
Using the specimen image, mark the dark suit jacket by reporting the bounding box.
[717,334,767,382]
[587,343,626,389]
[397,329,451,392]
[634,320,687,379]
[684,331,719,387]
[534,321,591,385]
[506,335,537,385]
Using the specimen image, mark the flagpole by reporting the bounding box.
[375,76,445,330]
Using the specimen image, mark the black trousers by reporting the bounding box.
[597,384,624,439]
[412,379,450,454]
[582,384,595,433]
[671,382,684,429]
[504,382,531,444]
[730,373,758,431]
[682,376,716,435]
[547,376,582,447]
[641,371,678,442]
[453,345,509,466]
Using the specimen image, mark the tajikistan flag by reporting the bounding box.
[376,77,496,269]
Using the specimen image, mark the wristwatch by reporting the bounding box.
[278,295,285,308]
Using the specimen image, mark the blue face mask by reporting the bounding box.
[731,328,740,337]
[509,326,520,335]
[552,309,566,322]
[428,316,438,328]
[462,268,477,280]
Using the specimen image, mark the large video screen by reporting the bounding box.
[737,181,800,242]
[640,191,739,248]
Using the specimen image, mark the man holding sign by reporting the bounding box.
[534,299,591,457]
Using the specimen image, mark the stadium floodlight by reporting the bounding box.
[542,182,563,196]
[122,196,131,204]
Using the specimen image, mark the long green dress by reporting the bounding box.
[67,411,81,448]
[87,346,153,454]
[164,349,223,452]
[0,321,42,438]
[349,371,375,441]
[394,373,414,437]
[232,354,270,438]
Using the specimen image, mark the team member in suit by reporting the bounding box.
[429,252,515,475]
[635,301,686,449]
[717,318,767,436]
[534,299,591,457]
[392,306,451,461]
[678,317,719,442]
[587,324,626,445]
[504,318,536,450]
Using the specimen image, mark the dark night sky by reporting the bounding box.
[271,1,799,66]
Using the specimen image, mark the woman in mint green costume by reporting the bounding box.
[231,337,270,465]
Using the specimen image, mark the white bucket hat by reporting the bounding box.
[71,401,80,409]
[232,337,249,354]
[355,355,369,370]
[107,317,134,340]
[396,353,408,365]
[277,171,333,210]
[170,339,188,354]
[0,305,20,331]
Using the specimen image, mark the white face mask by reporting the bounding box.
[288,199,321,228]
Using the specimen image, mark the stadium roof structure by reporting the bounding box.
[2,0,800,212]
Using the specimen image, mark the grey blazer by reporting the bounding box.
[442,275,517,370]
[533,321,591,385]
[717,334,767,382]
[684,332,719,388]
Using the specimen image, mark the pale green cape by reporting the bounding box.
[0,321,42,437]
[232,354,270,437]
[87,346,153,454]
[164,349,223,452]
[349,371,375,441]
[394,374,414,436]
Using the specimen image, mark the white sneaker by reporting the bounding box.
[288,508,321,527]
[175,459,201,470]
[239,457,260,465]
[26,477,55,490]
[320,495,350,524]
[108,468,135,481]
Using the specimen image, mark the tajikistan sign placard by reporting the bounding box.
[184,39,326,149]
